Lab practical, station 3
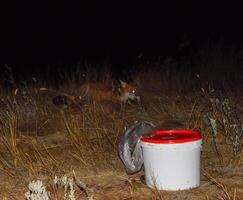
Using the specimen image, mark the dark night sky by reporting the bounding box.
[4,2,243,66]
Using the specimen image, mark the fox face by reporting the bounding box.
[80,80,140,104]
[118,80,140,104]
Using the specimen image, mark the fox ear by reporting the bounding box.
[119,80,127,88]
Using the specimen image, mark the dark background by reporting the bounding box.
[3,2,243,75]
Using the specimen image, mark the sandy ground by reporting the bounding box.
[0,93,243,199]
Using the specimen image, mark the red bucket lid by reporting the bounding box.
[141,130,202,144]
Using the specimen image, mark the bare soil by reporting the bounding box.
[1,91,243,199]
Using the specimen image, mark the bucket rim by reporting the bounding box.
[141,129,202,144]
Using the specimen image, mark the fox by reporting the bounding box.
[79,80,140,104]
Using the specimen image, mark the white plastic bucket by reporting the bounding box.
[141,130,202,191]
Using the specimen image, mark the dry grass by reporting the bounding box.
[0,63,243,199]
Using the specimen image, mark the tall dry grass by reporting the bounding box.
[1,46,243,198]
